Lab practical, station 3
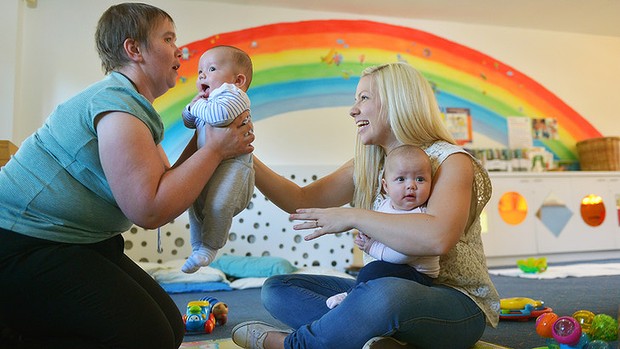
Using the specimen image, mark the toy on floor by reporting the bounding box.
[499,297,553,321]
[572,310,595,334]
[182,296,229,334]
[517,257,548,274]
[589,314,618,342]
[534,310,618,349]
[551,316,582,346]
[200,296,228,326]
[535,312,559,338]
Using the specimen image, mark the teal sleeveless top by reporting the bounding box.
[0,72,164,243]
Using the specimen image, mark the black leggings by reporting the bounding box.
[0,228,184,349]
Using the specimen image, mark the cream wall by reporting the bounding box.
[4,0,620,166]
[0,1,20,142]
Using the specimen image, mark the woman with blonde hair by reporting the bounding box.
[232,62,499,349]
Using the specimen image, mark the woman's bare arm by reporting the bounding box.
[253,156,355,213]
[96,111,253,229]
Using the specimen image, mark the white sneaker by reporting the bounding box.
[363,336,413,349]
[231,321,291,349]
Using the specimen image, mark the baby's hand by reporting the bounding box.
[354,233,373,253]
[189,91,207,106]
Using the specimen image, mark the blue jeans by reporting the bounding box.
[261,274,486,349]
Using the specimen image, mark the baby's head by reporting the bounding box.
[196,45,253,98]
[382,145,432,210]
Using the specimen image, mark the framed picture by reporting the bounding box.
[444,107,473,145]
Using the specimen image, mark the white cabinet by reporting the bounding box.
[483,172,620,264]
[483,176,539,257]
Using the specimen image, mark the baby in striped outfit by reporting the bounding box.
[181,46,254,273]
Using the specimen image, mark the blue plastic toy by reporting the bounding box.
[182,296,228,334]
[183,300,215,334]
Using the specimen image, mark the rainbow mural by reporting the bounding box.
[155,19,601,163]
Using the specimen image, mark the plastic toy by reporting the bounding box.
[539,335,591,349]
[572,310,595,334]
[500,297,553,321]
[572,333,593,348]
[589,314,618,342]
[534,310,618,349]
[551,316,581,346]
[183,300,216,334]
[200,296,229,325]
[584,340,611,349]
[182,296,229,334]
[536,312,559,338]
[517,257,548,273]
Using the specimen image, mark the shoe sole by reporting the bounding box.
[363,337,411,349]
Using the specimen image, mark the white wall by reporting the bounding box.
[7,0,620,166]
[0,0,21,141]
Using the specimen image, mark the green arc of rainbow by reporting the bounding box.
[156,19,601,163]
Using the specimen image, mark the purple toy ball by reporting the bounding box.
[552,316,582,346]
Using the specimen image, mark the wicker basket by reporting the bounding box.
[576,136,620,171]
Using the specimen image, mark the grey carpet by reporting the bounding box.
[173,271,620,348]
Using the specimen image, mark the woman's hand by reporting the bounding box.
[203,111,254,160]
[290,207,357,241]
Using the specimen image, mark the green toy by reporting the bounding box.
[589,314,618,342]
[517,257,548,273]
